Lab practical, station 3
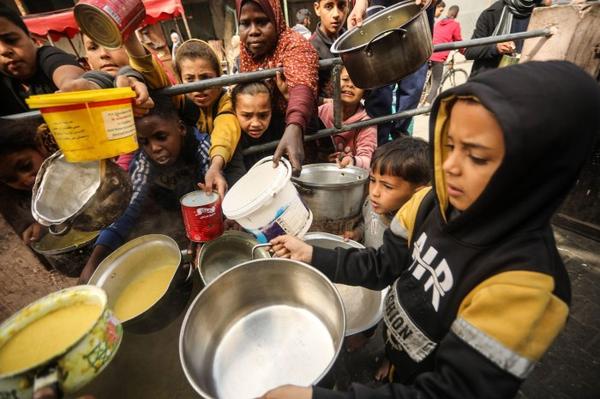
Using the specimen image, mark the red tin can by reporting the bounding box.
[180,191,224,243]
[74,0,146,50]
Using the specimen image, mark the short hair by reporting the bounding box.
[447,5,459,17]
[0,119,40,158]
[0,4,29,35]
[174,39,221,78]
[371,136,431,186]
[437,1,446,8]
[296,8,311,23]
[138,94,180,123]
[231,81,272,109]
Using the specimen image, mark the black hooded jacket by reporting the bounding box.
[310,61,600,399]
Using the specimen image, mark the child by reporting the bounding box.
[318,67,377,169]
[231,81,286,169]
[264,61,600,398]
[80,95,211,282]
[175,39,244,196]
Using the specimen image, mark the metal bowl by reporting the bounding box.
[88,234,192,334]
[196,231,270,285]
[304,232,388,336]
[179,258,345,399]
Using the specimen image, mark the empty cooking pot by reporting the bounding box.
[331,0,432,89]
[179,258,345,399]
[32,152,132,235]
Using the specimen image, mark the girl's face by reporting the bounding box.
[83,35,129,76]
[238,2,278,59]
[179,57,221,109]
[0,148,45,191]
[0,17,37,80]
[443,100,505,211]
[340,68,363,107]
[235,92,272,139]
[136,115,185,166]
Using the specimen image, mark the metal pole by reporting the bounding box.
[180,4,193,39]
[332,64,343,130]
[433,28,552,52]
[67,37,80,58]
[283,0,290,27]
[46,34,54,46]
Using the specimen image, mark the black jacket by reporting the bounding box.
[310,61,600,399]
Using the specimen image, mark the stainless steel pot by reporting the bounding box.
[32,152,132,235]
[331,0,433,89]
[179,258,345,399]
[304,232,388,336]
[88,234,193,334]
[292,164,368,221]
[31,229,99,277]
[196,230,270,285]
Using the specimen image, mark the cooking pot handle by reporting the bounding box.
[252,243,272,259]
[364,28,407,57]
[49,222,71,236]
[293,182,313,196]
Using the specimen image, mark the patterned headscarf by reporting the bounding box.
[503,0,537,17]
[235,0,318,107]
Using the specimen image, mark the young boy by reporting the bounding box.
[263,61,600,398]
[80,95,211,282]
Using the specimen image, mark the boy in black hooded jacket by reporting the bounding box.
[263,61,600,399]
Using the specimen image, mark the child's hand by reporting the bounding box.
[200,156,228,199]
[342,228,361,242]
[260,385,312,399]
[115,75,154,117]
[270,235,313,263]
[22,222,44,245]
[336,155,354,169]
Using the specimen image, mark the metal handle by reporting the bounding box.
[49,222,71,236]
[364,28,407,57]
[251,243,272,259]
[293,182,314,196]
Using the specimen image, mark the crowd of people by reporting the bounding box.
[1,0,599,398]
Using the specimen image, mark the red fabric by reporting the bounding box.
[236,0,318,130]
[430,18,464,62]
[23,0,183,41]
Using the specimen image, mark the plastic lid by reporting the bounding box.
[26,87,136,109]
[222,157,290,219]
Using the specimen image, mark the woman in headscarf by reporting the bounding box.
[236,0,319,175]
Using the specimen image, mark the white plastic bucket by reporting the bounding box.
[222,157,312,243]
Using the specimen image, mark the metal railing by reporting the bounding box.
[2,28,553,155]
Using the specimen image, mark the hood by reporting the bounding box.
[438,18,455,26]
[429,61,600,245]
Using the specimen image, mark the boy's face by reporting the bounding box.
[340,68,363,107]
[0,148,45,191]
[0,17,37,80]
[179,58,222,109]
[314,0,348,38]
[369,170,419,215]
[136,115,185,166]
[83,35,130,76]
[235,92,272,139]
[443,100,505,211]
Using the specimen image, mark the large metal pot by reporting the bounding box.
[292,164,368,221]
[88,234,193,334]
[196,230,270,285]
[0,285,122,399]
[32,152,132,235]
[31,229,99,277]
[179,258,345,399]
[331,0,432,89]
[304,232,388,336]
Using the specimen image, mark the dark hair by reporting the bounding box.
[0,5,30,35]
[0,119,41,158]
[174,40,221,78]
[231,81,272,109]
[437,1,446,8]
[296,8,311,23]
[448,5,459,17]
[137,94,180,123]
[371,136,431,185]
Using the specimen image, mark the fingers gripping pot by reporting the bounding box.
[331,0,433,89]
[32,152,132,235]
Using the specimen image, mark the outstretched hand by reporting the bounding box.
[270,235,313,263]
[115,75,154,117]
[273,124,304,177]
[259,385,312,399]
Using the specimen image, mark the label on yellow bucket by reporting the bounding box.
[26,88,138,163]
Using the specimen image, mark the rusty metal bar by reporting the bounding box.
[332,64,343,130]
[433,28,552,52]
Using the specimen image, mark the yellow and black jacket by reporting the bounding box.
[311,61,600,399]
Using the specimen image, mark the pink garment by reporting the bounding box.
[318,102,377,169]
[430,18,464,63]
[116,152,134,171]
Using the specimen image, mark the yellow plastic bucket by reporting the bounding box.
[26,88,139,162]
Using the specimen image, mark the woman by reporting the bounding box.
[236,0,319,175]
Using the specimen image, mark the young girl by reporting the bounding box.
[175,39,244,197]
[236,0,319,174]
[318,67,377,169]
[264,61,600,398]
[80,95,211,282]
[231,81,285,169]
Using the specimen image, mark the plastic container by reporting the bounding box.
[222,157,312,243]
[26,88,139,162]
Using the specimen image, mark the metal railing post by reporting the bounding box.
[332,64,343,130]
